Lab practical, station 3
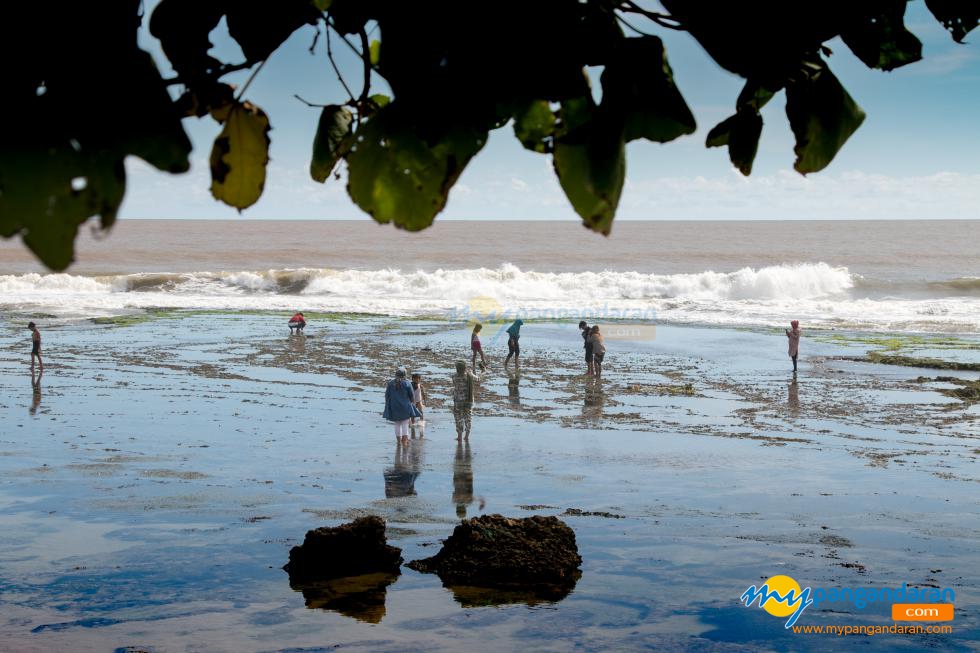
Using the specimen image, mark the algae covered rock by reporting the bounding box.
[283,515,403,581]
[406,514,582,598]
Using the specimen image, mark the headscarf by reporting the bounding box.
[790,320,799,329]
[455,360,466,374]
[395,367,407,378]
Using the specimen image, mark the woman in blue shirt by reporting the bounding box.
[383,368,421,444]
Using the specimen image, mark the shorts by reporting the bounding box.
[31,342,40,355]
[471,340,482,352]
[585,344,594,362]
[289,320,305,329]
[508,336,519,355]
[453,403,472,431]
[593,352,605,364]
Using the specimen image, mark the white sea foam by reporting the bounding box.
[1,263,978,332]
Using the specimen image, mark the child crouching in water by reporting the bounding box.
[411,372,426,434]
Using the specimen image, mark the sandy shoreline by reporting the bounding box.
[0,312,977,651]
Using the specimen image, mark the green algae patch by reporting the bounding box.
[625,382,698,397]
[915,376,980,403]
[863,352,980,371]
[91,309,185,326]
[815,333,980,352]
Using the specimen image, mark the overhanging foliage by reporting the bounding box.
[0,1,975,269]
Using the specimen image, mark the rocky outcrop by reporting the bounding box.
[283,516,403,581]
[406,514,582,603]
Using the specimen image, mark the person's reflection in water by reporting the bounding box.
[507,371,521,408]
[30,373,42,416]
[452,441,474,518]
[582,376,605,419]
[384,439,423,498]
[788,377,800,415]
[289,332,306,355]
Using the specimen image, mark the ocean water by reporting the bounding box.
[1,219,977,332]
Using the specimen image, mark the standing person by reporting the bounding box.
[470,323,487,371]
[288,312,306,335]
[451,360,476,441]
[410,372,426,433]
[785,320,802,373]
[504,318,524,368]
[579,320,593,376]
[590,325,606,378]
[28,322,43,378]
[383,368,420,444]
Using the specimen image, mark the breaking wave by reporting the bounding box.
[1,263,978,332]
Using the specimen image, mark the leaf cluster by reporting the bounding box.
[0,1,976,268]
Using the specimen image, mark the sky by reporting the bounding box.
[125,2,980,221]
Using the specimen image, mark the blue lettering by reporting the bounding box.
[854,588,866,609]
[811,588,826,606]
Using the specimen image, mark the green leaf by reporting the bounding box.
[346,106,487,230]
[553,100,625,235]
[310,105,354,182]
[0,144,126,270]
[785,64,866,175]
[705,111,763,176]
[736,80,779,112]
[370,39,381,66]
[512,101,556,153]
[210,102,272,210]
[226,1,320,63]
[925,0,979,42]
[600,36,696,143]
[841,2,922,71]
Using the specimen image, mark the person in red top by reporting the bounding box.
[288,312,306,335]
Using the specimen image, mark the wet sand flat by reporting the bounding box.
[0,313,978,652]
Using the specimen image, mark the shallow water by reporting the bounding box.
[0,313,977,651]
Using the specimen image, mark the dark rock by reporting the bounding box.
[563,508,624,519]
[406,514,582,601]
[283,516,402,581]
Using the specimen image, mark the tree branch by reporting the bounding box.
[358,27,371,104]
[618,1,684,30]
[326,24,356,103]
[163,61,253,87]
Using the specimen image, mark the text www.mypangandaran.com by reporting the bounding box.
[791,624,953,636]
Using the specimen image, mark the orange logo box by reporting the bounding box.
[892,604,954,621]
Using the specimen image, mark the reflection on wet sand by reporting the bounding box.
[289,572,398,623]
[583,377,605,419]
[508,372,521,408]
[443,579,580,608]
[384,439,424,498]
[453,442,473,518]
[788,377,800,414]
[30,373,42,416]
[288,333,306,354]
